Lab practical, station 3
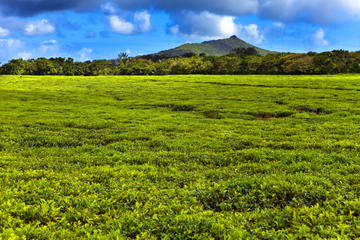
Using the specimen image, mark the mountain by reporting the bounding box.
[148,35,273,58]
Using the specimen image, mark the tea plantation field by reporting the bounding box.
[1,75,360,239]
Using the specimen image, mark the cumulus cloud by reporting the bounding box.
[24,19,55,36]
[109,16,134,34]
[0,0,358,42]
[169,11,264,43]
[108,10,151,34]
[240,24,264,44]
[0,38,23,48]
[78,48,93,61]
[115,0,360,24]
[0,38,26,61]
[0,26,9,37]
[0,36,97,62]
[312,28,329,46]
[169,11,236,39]
[134,11,151,32]
[169,25,180,35]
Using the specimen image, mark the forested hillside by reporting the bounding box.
[145,35,273,57]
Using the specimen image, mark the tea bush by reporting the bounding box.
[1,75,360,239]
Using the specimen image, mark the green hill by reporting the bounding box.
[153,35,273,57]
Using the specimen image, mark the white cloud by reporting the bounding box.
[255,0,360,24]
[273,22,285,29]
[240,24,264,44]
[0,27,10,37]
[134,11,151,32]
[41,39,57,45]
[342,0,360,14]
[169,11,265,44]
[17,51,32,60]
[0,36,97,63]
[109,11,151,34]
[78,48,93,61]
[169,11,236,39]
[110,0,360,24]
[39,41,60,56]
[312,28,329,46]
[0,0,358,43]
[102,2,117,14]
[0,37,66,62]
[170,25,180,35]
[219,16,237,36]
[0,38,23,48]
[0,38,26,62]
[24,19,55,36]
[109,15,135,34]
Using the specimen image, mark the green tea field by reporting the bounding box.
[1,75,360,239]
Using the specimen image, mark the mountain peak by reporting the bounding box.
[146,35,273,58]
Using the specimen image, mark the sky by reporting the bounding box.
[0,0,360,62]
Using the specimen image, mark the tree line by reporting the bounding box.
[1,49,360,75]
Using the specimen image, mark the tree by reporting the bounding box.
[281,54,315,74]
[1,59,29,75]
[258,54,284,74]
[231,47,259,57]
[118,52,129,65]
[88,60,113,75]
[245,55,263,73]
[182,52,196,58]
[29,58,57,75]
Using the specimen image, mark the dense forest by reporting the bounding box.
[1,48,360,75]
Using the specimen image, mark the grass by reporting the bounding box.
[1,74,360,239]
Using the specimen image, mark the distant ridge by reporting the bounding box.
[147,35,274,58]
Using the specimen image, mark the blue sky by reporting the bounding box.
[0,0,359,62]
